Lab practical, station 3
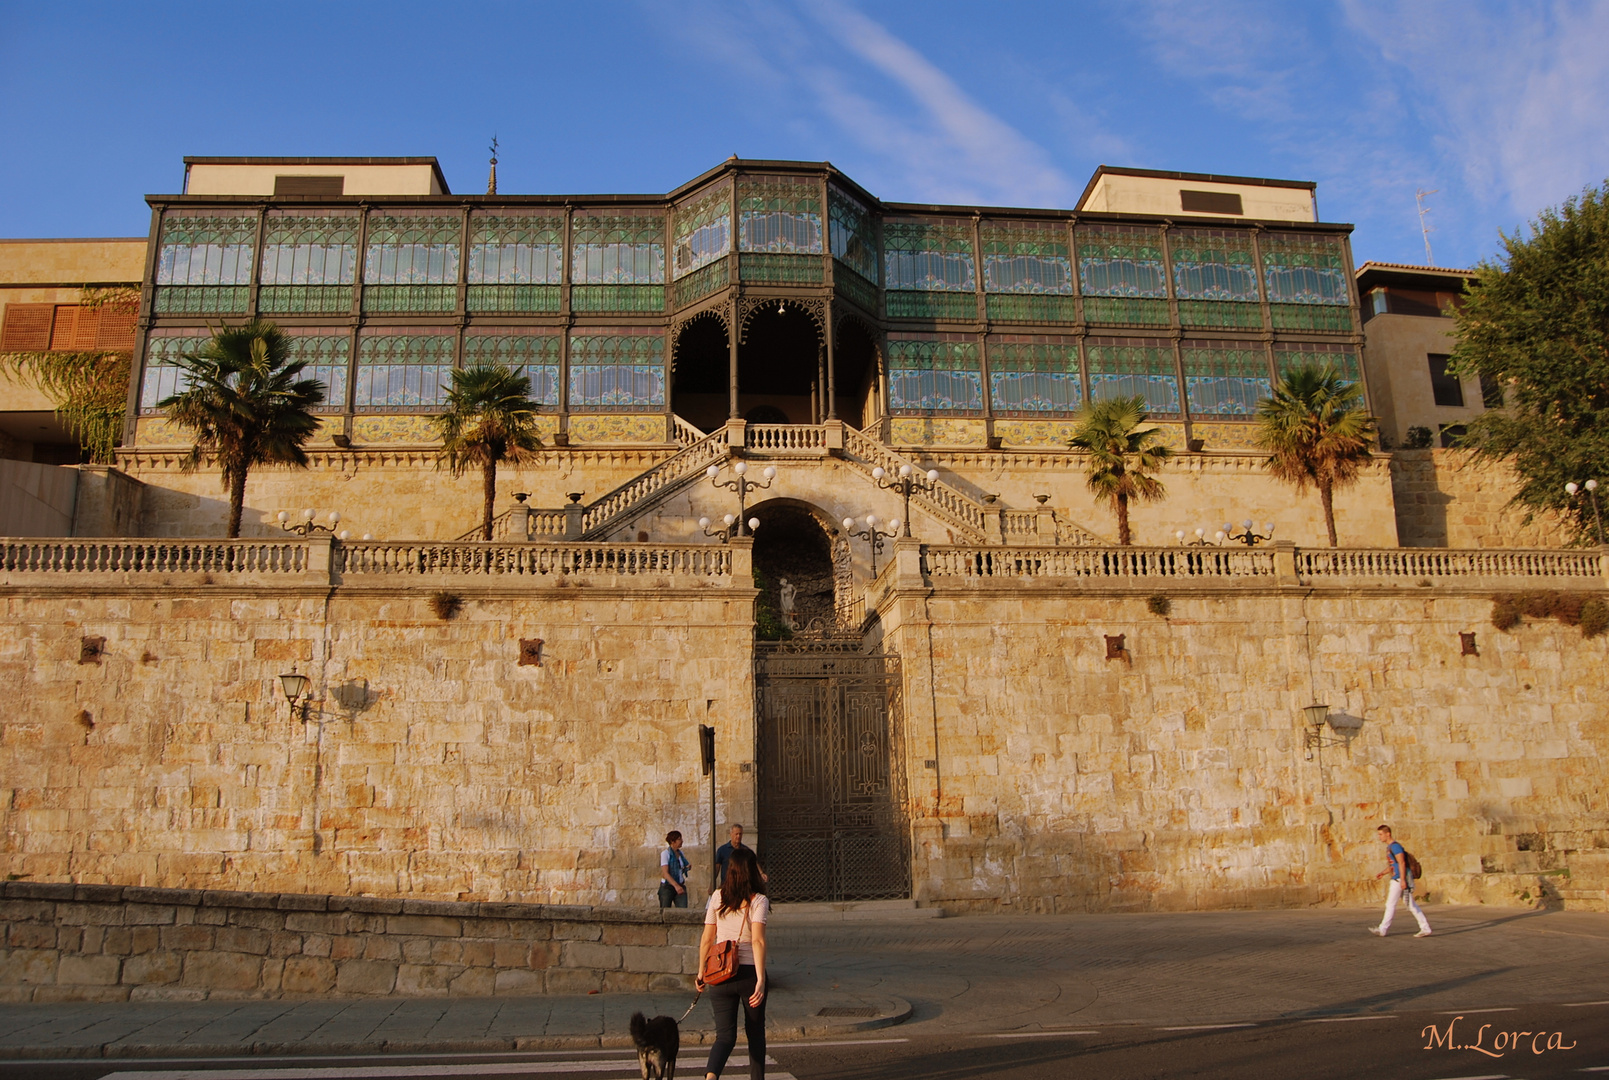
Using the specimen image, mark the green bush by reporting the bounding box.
[1581,598,1609,639]
[1491,596,1521,631]
[1146,595,1172,616]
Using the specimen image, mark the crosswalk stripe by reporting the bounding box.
[100,1057,780,1080]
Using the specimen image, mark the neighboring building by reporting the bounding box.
[1356,261,1487,448]
[0,238,145,463]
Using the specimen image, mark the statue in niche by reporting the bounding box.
[778,577,798,629]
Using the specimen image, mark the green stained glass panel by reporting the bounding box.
[571,285,665,312]
[1171,230,1259,302]
[1086,338,1180,416]
[887,337,982,413]
[261,211,359,287]
[989,339,1081,414]
[1275,345,1361,382]
[139,334,210,413]
[1077,227,1166,298]
[285,334,349,413]
[572,214,665,285]
[1083,297,1170,326]
[364,213,461,286]
[829,187,879,283]
[1178,300,1262,329]
[985,294,1078,323]
[739,253,823,284]
[886,291,977,320]
[1262,233,1349,306]
[468,213,563,285]
[157,213,256,287]
[738,177,822,255]
[1270,304,1353,331]
[883,221,975,292]
[152,286,249,314]
[463,333,561,407]
[674,187,732,278]
[981,222,1072,294]
[466,285,561,313]
[673,260,729,308]
[568,332,665,409]
[354,333,456,410]
[834,266,877,314]
[362,285,457,313]
[1181,341,1270,416]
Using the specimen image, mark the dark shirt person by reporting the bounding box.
[714,823,748,889]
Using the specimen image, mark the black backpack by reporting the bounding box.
[1403,849,1423,880]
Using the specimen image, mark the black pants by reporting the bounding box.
[658,882,687,908]
[705,964,765,1079]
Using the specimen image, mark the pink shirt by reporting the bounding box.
[705,890,769,966]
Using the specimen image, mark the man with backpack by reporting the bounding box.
[1370,824,1432,937]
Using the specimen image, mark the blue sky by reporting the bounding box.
[2,1,1606,271]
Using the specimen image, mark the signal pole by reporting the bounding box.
[699,724,716,890]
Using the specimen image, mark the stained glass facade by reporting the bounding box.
[1179,340,1270,417]
[354,330,456,409]
[571,214,665,285]
[887,335,983,414]
[463,331,561,408]
[883,220,975,292]
[259,211,359,314]
[466,213,562,313]
[138,333,210,413]
[673,187,731,279]
[155,213,255,314]
[1077,226,1166,298]
[981,221,1072,294]
[1262,233,1351,329]
[568,329,665,410]
[738,177,822,255]
[363,212,461,313]
[988,335,1082,415]
[283,332,350,413]
[828,186,879,284]
[1275,341,1361,382]
[1085,337,1181,417]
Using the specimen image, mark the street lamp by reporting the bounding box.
[1565,480,1605,545]
[843,514,900,577]
[696,513,759,542]
[871,463,938,537]
[277,509,345,537]
[279,669,312,721]
[706,461,776,536]
[1223,519,1275,546]
[1175,527,1226,546]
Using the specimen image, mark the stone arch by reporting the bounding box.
[834,311,884,430]
[734,301,824,425]
[670,309,731,433]
[748,498,852,632]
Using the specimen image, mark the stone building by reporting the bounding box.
[1,156,1604,927]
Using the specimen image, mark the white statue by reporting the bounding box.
[778,577,798,629]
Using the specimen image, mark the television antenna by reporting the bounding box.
[1416,188,1438,265]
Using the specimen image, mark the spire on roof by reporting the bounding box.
[487,135,499,196]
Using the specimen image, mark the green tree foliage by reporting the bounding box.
[1067,394,1172,545]
[1256,363,1375,547]
[1449,181,1609,544]
[159,321,325,538]
[434,364,545,541]
[1,289,138,463]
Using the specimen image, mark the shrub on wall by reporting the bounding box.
[1492,592,1607,637]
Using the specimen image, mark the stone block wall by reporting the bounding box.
[1391,449,1567,548]
[0,881,700,1003]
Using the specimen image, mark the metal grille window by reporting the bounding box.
[980,221,1072,294]
[1261,233,1349,305]
[571,214,665,284]
[462,331,561,408]
[138,333,210,413]
[1171,229,1259,301]
[886,334,983,413]
[261,211,359,286]
[738,177,822,255]
[283,332,349,413]
[1180,340,1270,416]
[568,329,665,409]
[354,330,456,410]
[156,213,256,286]
[673,187,731,278]
[1274,341,1361,383]
[364,212,461,285]
[1086,337,1181,416]
[467,214,562,284]
[883,220,975,292]
[829,187,878,283]
[1076,226,1167,298]
[988,335,1081,414]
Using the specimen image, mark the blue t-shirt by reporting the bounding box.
[1386,841,1413,885]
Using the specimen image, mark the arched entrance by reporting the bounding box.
[834,316,881,430]
[750,501,840,633]
[670,313,729,433]
[739,304,821,424]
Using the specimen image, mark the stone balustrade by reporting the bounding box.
[0,881,700,1003]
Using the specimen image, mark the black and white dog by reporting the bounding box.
[629,1011,679,1080]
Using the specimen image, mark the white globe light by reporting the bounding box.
[898,464,911,477]
[698,517,711,530]
[723,514,735,526]
[1195,528,1205,538]
[872,466,885,480]
[1223,522,1233,533]
[1588,479,1599,492]
[842,518,855,530]
[707,465,720,479]
[338,530,351,540]
[329,512,341,524]
[926,470,939,482]
[1566,482,1579,495]
[1215,531,1227,542]
[865,514,878,527]
[1176,530,1186,541]
[1243,519,1253,529]
[302,508,316,521]
[889,518,901,532]
[361,533,373,541]
[747,517,760,531]
[763,466,776,480]
[277,511,289,523]
[733,461,747,475]
[1264,522,1275,533]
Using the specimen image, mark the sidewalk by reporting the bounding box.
[2,903,1605,1059]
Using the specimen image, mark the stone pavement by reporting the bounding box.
[2,903,1605,1059]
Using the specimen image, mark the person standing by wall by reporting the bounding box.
[714,823,748,890]
[697,846,769,1080]
[1370,824,1432,937]
[659,830,691,909]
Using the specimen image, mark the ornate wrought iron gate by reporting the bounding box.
[755,642,910,902]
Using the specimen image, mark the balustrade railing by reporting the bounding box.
[452,508,569,543]
[337,541,732,578]
[579,428,728,538]
[841,425,988,540]
[672,415,706,447]
[1,539,308,575]
[925,545,1277,580]
[1298,547,1603,583]
[745,425,827,452]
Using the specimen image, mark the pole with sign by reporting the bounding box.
[699,724,716,890]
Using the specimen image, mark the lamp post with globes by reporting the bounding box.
[705,461,776,537]
[1175,526,1226,547]
[1565,480,1605,545]
[842,514,900,577]
[1223,519,1275,546]
[871,463,939,537]
[696,513,760,542]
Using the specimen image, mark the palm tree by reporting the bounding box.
[1068,394,1173,545]
[1256,362,1376,547]
[159,321,324,538]
[435,364,545,541]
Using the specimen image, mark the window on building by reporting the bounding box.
[283,332,350,413]
[353,330,456,409]
[571,214,666,285]
[1427,353,1464,407]
[828,187,878,284]
[463,331,561,408]
[1085,337,1181,417]
[274,175,344,196]
[883,220,975,291]
[1439,423,1467,448]
[980,221,1072,294]
[138,333,211,413]
[1274,342,1361,383]
[673,187,731,278]
[737,177,822,255]
[988,336,1081,415]
[1180,340,1270,417]
[1479,373,1504,409]
[1076,226,1167,298]
[885,335,983,414]
[1,302,136,352]
[567,329,665,410]
[1179,190,1243,215]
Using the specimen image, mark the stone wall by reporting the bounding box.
[872,545,1609,914]
[0,881,699,1003]
[1391,449,1567,548]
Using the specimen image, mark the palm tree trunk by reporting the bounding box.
[482,460,498,542]
[1116,493,1131,546]
[226,467,248,539]
[1320,479,1338,547]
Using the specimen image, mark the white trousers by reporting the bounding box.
[1378,879,1431,934]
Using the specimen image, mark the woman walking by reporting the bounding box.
[696,845,768,1080]
[659,830,691,908]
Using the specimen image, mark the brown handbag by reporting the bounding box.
[699,902,751,985]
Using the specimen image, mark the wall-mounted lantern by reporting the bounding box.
[279,669,312,721]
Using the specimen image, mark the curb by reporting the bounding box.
[0,997,913,1060]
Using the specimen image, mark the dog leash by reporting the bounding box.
[677,990,703,1023]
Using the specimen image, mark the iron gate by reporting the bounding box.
[755,641,910,902]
